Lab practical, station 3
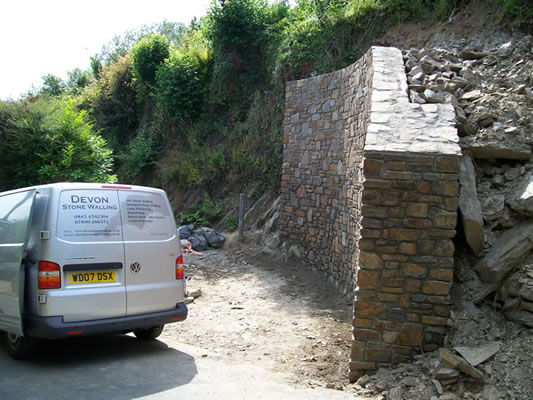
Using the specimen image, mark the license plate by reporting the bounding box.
[68,271,116,284]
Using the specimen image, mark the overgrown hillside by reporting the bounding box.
[0,0,530,227]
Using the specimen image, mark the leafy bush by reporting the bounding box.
[98,21,186,65]
[178,193,224,226]
[131,34,170,85]
[0,98,116,190]
[67,68,92,95]
[81,55,139,145]
[39,74,66,97]
[205,0,273,108]
[118,129,160,180]
[155,49,207,121]
[224,215,238,232]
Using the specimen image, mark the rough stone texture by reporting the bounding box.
[280,48,372,296]
[475,221,533,283]
[279,46,461,380]
[458,152,484,253]
[508,171,533,217]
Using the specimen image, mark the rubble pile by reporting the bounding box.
[403,35,532,162]
[403,35,533,327]
[357,33,533,399]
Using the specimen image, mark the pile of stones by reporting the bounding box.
[402,35,533,328]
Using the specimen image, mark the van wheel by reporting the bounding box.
[4,332,36,359]
[133,325,164,340]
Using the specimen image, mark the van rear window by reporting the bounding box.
[119,191,174,241]
[57,190,122,242]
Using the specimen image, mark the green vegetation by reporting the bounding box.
[1,0,530,222]
[178,193,224,226]
[0,98,115,190]
[224,215,239,232]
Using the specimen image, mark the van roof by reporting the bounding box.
[0,183,166,197]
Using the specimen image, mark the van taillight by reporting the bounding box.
[176,256,184,280]
[38,261,61,289]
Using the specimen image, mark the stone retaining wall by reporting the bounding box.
[279,47,462,380]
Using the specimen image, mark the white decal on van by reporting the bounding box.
[58,190,122,242]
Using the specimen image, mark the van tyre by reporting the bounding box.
[4,332,36,360]
[133,325,164,340]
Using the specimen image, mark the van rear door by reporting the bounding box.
[118,189,182,316]
[52,189,126,322]
[0,190,36,335]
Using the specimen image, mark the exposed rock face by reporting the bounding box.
[508,171,533,217]
[403,36,533,167]
[458,153,484,252]
[474,222,533,283]
[403,34,533,292]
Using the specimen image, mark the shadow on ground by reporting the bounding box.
[0,333,197,399]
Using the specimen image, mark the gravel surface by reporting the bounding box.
[162,245,356,391]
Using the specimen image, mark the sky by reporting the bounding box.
[0,0,214,100]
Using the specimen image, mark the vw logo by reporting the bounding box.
[130,262,141,273]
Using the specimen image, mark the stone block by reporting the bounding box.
[434,211,457,229]
[358,270,380,289]
[399,242,417,255]
[353,318,373,328]
[398,323,424,346]
[366,348,392,362]
[432,240,455,257]
[402,263,427,278]
[364,159,383,177]
[351,340,366,359]
[406,203,429,218]
[421,315,448,326]
[383,171,413,180]
[385,161,405,171]
[422,281,451,295]
[386,308,407,321]
[435,156,460,173]
[403,219,432,229]
[349,361,377,371]
[364,179,392,189]
[378,293,400,303]
[361,205,388,218]
[360,251,384,269]
[405,279,422,292]
[353,329,381,341]
[389,229,420,241]
[355,300,383,317]
[429,268,454,281]
[427,295,450,304]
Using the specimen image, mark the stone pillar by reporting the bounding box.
[349,152,460,381]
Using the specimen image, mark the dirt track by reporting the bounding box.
[162,244,355,390]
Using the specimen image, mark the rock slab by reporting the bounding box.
[459,153,484,253]
[475,222,533,283]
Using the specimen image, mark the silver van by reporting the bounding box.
[0,183,187,358]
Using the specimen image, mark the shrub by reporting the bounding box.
[118,129,160,180]
[224,215,238,232]
[0,97,116,189]
[178,193,224,226]
[82,55,139,145]
[155,49,207,121]
[131,34,170,85]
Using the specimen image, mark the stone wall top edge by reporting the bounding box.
[285,49,371,87]
[363,148,463,158]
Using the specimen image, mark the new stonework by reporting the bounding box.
[279,46,461,380]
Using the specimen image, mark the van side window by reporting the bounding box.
[0,191,34,245]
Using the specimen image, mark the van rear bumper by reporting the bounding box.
[24,303,188,339]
